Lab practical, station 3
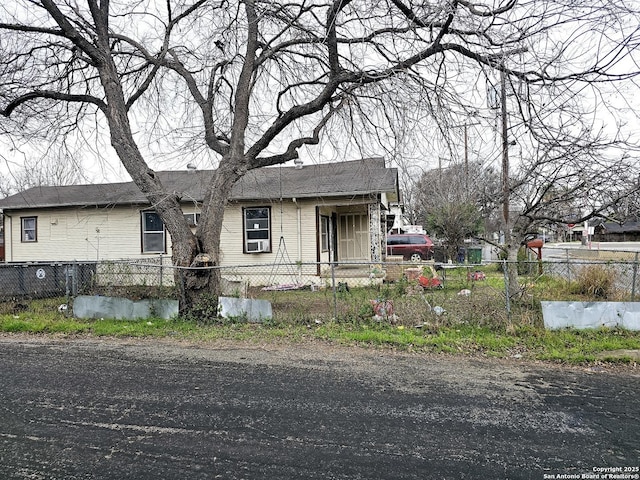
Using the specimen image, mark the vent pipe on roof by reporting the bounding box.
[187,163,197,171]
[294,158,303,169]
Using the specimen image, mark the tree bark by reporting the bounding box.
[167,158,243,309]
[96,52,200,310]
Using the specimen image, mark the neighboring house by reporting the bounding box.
[0,158,399,282]
[593,220,640,242]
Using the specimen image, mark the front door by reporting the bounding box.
[337,213,369,261]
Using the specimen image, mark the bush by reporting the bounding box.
[182,293,220,324]
[572,265,616,299]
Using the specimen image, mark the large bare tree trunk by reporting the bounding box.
[98,59,201,311]
[172,160,244,309]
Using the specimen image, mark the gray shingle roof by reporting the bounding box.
[0,158,398,210]
[596,221,640,234]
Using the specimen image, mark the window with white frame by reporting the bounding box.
[21,217,37,242]
[141,211,165,253]
[244,207,271,253]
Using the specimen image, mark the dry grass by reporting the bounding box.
[570,264,618,299]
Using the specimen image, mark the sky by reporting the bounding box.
[1,0,640,195]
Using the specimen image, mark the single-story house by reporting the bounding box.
[592,220,640,242]
[0,158,399,285]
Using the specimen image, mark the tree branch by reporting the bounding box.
[229,0,259,159]
[250,98,347,168]
[2,91,106,117]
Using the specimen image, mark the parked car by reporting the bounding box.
[386,234,434,262]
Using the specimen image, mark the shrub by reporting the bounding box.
[182,293,220,324]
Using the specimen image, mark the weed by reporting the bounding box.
[3,276,640,366]
[182,293,220,324]
[571,264,616,299]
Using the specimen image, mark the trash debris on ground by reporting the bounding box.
[261,283,306,291]
[420,296,432,312]
[417,265,443,289]
[467,271,486,281]
[371,299,398,323]
[458,289,472,296]
[418,275,443,289]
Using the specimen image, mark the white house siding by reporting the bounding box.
[4,206,154,262]
[218,198,318,268]
[3,197,379,270]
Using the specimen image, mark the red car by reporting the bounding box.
[386,234,434,262]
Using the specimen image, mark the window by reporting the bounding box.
[386,236,403,246]
[321,216,330,252]
[21,217,37,242]
[183,213,201,227]
[141,211,165,253]
[244,207,271,253]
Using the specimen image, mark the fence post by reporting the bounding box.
[566,249,571,285]
[159,254,164,288]
[64,263,77,316]
[65,265,72,309]
[65,264,75,303]
[331,262,338,320]
[632,252,639,301]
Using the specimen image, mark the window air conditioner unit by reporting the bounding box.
[247,240,268,253]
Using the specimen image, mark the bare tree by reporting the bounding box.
[1,1,639,309]
[1,155,84,195]
[0,177,11,199]
[1,136,85,196]
[414,162,499,260]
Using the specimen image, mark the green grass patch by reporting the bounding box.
[1,295,639,365]
[531,328,640,363]
[312,321,640,363]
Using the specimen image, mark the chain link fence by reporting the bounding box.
[0,262,96,301]
[1,251,638,325]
